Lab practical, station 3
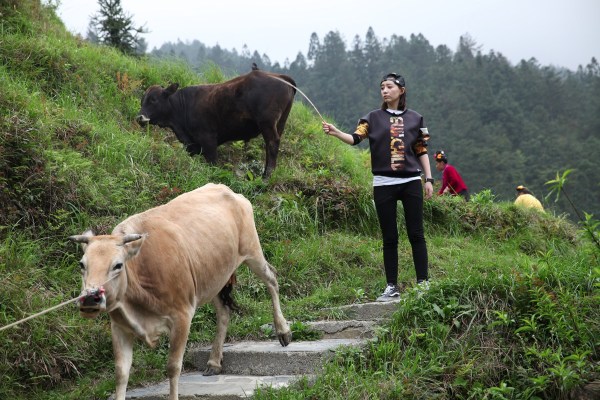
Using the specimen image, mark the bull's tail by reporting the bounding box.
[219,273,240,313]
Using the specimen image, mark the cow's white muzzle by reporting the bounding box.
[135,114,151,126]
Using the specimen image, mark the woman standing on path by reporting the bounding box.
[322,73,433,301]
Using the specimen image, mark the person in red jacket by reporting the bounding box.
[434,150,469,201]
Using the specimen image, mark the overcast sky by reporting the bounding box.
[55,0,599,71]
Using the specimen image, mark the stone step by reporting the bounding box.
[188,338,366,376]
[323,299,401,321]
[124,373,301,400]
[122,300,399,399]
[305,319,378,339]
[260,300,400,337]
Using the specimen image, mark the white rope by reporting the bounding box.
[0,295,82,332]
[271,76,325,121]
[0,275,117,332]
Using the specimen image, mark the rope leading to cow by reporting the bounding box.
[271,76,325,122]
[0,275,117,332]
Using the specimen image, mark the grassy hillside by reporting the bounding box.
[1,2,598,399]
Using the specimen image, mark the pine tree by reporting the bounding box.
[88,0,148,56]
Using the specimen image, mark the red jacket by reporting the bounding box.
[439,164,468,195]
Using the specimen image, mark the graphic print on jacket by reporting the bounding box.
[390,116,406,170]
[353,109,430,178]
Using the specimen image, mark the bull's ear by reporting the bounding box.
[165,83,179,96]
[121,233,146,259]
[68,230,95,251]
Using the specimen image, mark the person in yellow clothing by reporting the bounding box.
[515,185,544,212]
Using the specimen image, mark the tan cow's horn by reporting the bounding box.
[121,234,144,244]
[68,235,90,244]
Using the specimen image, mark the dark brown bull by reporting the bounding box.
[136,70,296,178]
[69,183,292,400]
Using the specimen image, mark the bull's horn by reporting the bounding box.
[165,83,179,94]
[121,234,144,244]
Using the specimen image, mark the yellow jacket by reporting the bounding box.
[515,194,544,211]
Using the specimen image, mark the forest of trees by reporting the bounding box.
[149,28,600,219]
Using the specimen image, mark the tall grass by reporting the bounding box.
[1,2,598,399]
[255,249,598,400]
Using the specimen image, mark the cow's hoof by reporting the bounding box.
[203,366,221,376]
[278,331,292,347]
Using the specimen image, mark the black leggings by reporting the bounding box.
[373,180,428,284]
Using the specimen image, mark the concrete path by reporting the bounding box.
[122,299,400,399]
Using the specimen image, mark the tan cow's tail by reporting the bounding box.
[219,273,240,313]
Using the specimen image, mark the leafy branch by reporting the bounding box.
[546,169,600,249]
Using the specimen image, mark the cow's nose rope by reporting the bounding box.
[271,76,325,122]
[0,275,117,332]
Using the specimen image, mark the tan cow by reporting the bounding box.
[69,183,292,400]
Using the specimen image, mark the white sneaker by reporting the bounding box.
[376,284,400,302]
